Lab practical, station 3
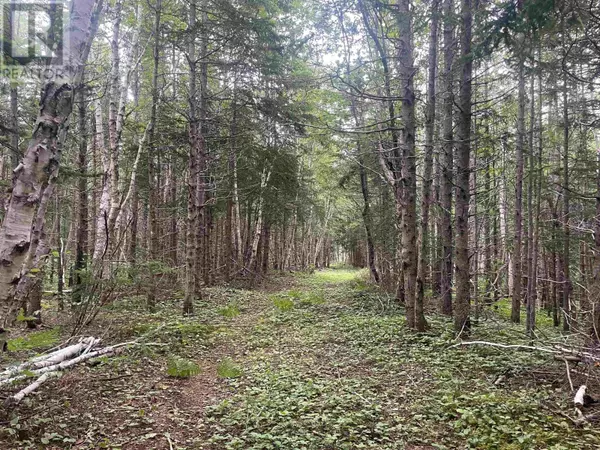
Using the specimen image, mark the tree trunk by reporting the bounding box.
[454,0,472,334]
[592,131,600,339]
[0,0,102,340]
[511,43,526,324]
[526,71,537,336]
[92,100,110,266]
[418,0,439,310]
[440,0,455,316]
[184,0,203,315]
[73,80,89,306]
[10,86,19,169]
[561,15,571,331]
[396,0,426,331]
[147,0,162,311]
[225,86,238,282]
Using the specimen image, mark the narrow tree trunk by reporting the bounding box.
[500,135,511,297]
[511,44,526,324]
[194,4,209,295]
[339,6,379,283]
[397,0,426,331]
[10,86,19,169]
[55,196,65,308]
[262,223,271,274]
[592,131,600,339]
[358,0,404,300]
[225,87,238,282]
[169,160,178,266]
[526,72,537,336]
[561,18,571,331]
[92,100,110,266]
[73,84,89,305]
[147,0,162,311]
[418,0,439,308]
[246,169,271,274]
[440,0,455,316]
[184,0,200,314]
[106,0,123,245]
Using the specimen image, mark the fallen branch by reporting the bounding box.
[0,337,101,382]
[450,341,557,354]
[575,411,600,426]
[565,360,574,393]
[4,372,61,406]
[554,354,582,363]
[451,340,600,362]
[1,341,141,386]
[0,337,100,381]
[1,337,167,406]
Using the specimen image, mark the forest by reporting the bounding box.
[0,0,600,447]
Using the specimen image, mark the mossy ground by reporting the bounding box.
[1,268,599,449]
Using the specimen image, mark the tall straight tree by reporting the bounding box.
[440,0,455,316]
[397,0,427,331]
[147,0,162,311]
[418,0,439,308]
[454,0,472,333]
[511,31,526,324]
[561,8,571,331]
[184,0,200,315]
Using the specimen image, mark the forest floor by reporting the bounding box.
[2,268,600,449]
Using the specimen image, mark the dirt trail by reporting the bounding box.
[0,270,331,449]
[4,269,598,449]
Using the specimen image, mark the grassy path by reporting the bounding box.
[2,268,600,449]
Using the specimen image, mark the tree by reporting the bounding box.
[454,0,472,334]
[0,0,103,338]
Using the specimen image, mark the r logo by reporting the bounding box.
[1,1,64,66]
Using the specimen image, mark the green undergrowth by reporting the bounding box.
[206,363,398,449]
[204,268,600,449]
[6,328,61,352]
[4,269,597,449]
[492,297,555,328]
[217,358,244,379]
[167,356,201,378]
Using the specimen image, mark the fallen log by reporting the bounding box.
[0,337,100,381]
[1,338,167,406]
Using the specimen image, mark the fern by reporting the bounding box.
[16,308,38,323]
[167,357,201,378]
[286,290,302,300]
[217,358,243,379]
[273,297,294,311]
[218,304,241,318]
